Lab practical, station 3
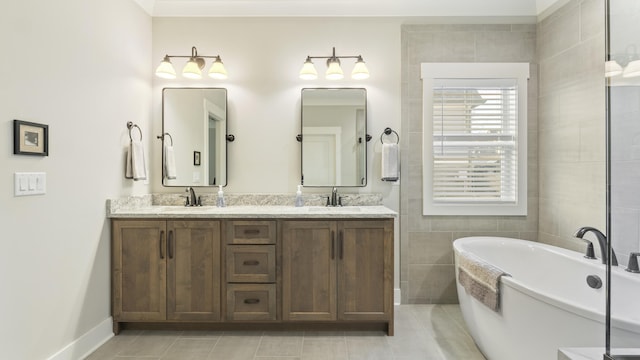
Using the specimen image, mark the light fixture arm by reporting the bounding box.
[162,48,222,60]
[305,47,362,61]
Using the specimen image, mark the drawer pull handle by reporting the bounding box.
[243,260,260,266]
[244,229,260,235]
[244,298,260,304]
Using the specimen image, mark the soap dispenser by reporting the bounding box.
[216,185,226,207]
[295,185,304,207]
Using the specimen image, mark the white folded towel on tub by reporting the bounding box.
[164,145,177,180]
[381,143,399,181]
[125,138,147,181]
[457,251,510,312]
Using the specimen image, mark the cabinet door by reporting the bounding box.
[282,221,337,321]
[338,220,393,321]
[167,220,221,321]
[112,220,167,321]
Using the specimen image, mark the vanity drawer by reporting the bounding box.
[226,284,276,321]
[226,220,276,244]
[226,245,276,283]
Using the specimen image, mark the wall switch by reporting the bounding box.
[14,172,46,196]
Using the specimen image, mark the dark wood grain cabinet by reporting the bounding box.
[282,219,394,334]
[112,219,221,333]
[112,217,393,335]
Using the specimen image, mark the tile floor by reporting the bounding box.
[86,305,486,360]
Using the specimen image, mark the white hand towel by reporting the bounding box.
[381,143,399,181]
[125,139,147,181]
[164,145,177,180]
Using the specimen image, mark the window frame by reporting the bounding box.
[421,63,529,216]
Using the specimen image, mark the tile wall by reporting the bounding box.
[400,24,539,303]
[537,0,606,252]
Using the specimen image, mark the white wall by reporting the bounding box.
[152,17,403,297]
[0,0,151,358]
[152,17,401,196]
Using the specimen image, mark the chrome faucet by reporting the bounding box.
[185,187,200,206]
[574,226,618,266]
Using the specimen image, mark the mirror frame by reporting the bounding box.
[161,87,229,187]
[300,87,368,187]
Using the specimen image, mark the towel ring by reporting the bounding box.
[380,127,399,144]
[127,121,142,141]
[156,132,174,146]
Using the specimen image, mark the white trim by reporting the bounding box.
[46,317,113,360]
[421,63,529,216]
[394,288,402,305]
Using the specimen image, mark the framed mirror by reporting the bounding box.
[162,88,228,187]
[301,88,367,187]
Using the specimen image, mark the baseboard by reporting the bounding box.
[46,317,114,360]
[394,287,401,305]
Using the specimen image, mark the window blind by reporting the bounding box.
[431,79,518,204]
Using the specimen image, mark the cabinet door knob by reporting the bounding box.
[244,298,260,304]
[243,260,260,266]
[244,229,260,235]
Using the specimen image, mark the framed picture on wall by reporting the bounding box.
[194,151,201,166]
[13,120,49,156]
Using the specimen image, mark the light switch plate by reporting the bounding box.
[14,172,46,196]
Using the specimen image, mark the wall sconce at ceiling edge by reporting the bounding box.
[155,46,228,80]
[606,45,640,78]
[300,47,369,80]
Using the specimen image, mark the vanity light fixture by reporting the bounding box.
[155,46,228,80]
[299,47,369,80]
[606,45,640,78]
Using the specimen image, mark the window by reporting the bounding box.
[421,63,529,216]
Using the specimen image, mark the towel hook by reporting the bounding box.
[380,127,399,144]
[127,121,142,141]
[156,132,174,146]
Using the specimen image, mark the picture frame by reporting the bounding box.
[13,120,48,156]
[194,151,201,166]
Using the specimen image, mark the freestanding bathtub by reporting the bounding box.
[453,236,640,360]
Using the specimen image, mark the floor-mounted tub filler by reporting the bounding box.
[453,236,640,360]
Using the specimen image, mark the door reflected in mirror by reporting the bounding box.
[301,88,367,187]
[162,88,227,187]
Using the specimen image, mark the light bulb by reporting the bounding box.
[351,56,369,80]
[623,59,640,78]
[208,56,228,79]
[299,58,318,80]
[155,56,176,79]
[182,58,202,79]
[605,60,622,77]
[326,58,343,80]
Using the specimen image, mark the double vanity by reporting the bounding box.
[107,194,396,335]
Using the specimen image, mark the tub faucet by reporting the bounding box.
[574,226,618,266]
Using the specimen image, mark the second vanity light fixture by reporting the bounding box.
[606,45,640,78]
[155,46,228,80]
[300,47,369,80]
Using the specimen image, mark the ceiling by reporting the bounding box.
[133,0,565,18]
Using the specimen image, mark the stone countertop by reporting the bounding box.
[107,205,397,219]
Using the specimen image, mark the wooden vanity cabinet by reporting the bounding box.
[112,216,393,334]
[112,219,221,332]
[282,219,394,332]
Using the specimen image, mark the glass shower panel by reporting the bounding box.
[607,0,640,358]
